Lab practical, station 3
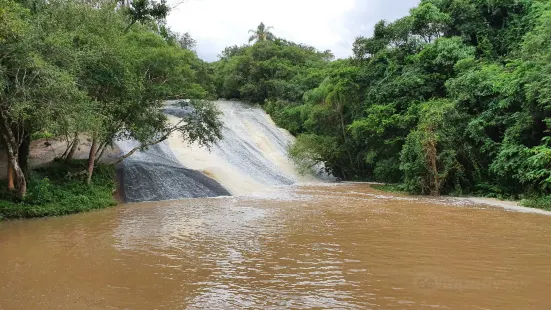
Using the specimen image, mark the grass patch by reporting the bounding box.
[371,183,408,194]
[521,196,551,212]
[0,160,117,220]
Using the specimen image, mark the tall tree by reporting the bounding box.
[248,22,275,43]
[122,0,169,31]
[0,0,87,198]
[0,0,223,193]
[214,0,551,201]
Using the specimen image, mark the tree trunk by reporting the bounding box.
[424,136,439,196]
[66,135,79,163]
[95,141,108,165]
[338,100,354,177]
[59,137,74,160]
[4,146,26,199]
[14,159,26,199]
[7,161,15,191]
[0,111,26,198]
[86,137,98,185]
[18,133,30,180]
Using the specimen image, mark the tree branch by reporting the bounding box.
[112,134,168,165]
[111,119,185,165]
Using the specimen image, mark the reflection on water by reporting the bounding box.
[1,183,551,309]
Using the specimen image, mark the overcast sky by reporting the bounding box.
[166,0,420,62]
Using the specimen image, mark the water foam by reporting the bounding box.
[116,100,314,202]
[166,100,315,196]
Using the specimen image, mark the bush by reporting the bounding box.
[521,196,551,211]
[0,161,117,220]
[371,184,407,194]
[373,158,402,184]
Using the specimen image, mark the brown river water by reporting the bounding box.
[1,183,551,309]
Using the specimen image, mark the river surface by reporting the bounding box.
[1,183,551,309]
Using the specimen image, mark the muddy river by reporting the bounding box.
[1,183,550,309]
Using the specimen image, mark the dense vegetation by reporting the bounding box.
[0,161,117,219]
[0,0,222,216]
[213,0,551,205]
[3,0,551,217]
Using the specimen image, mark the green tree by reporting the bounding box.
[248,22,275,43]
[400,100,466,195]
[121,0,169,32]
[214,0,551,204]
[0,0,87,198]
[0,0,224,194]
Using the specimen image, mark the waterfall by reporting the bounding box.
[116,100,314,202]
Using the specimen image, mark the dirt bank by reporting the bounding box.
[0,137,121,180]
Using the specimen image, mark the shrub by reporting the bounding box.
[0,161,117,220]
[521,196,551,211]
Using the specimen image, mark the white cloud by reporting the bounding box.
[166,0,420,61]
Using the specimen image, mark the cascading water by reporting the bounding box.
[116,100,314,202]
[165,100,314,196]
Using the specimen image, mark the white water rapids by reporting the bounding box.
[116,100,315,202]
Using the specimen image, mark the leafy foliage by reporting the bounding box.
[4,0,551,213]
[0,0,221,200]
[215,0,551,204]
[248,22,275,43]
[212,39,333,103]
[0,161,117,220]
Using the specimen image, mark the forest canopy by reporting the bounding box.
[213,0,551,200]
[0,0,220,199]
[2,0,551,207]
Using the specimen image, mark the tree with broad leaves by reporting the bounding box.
[121,0,169,32]
[248,22,275,43]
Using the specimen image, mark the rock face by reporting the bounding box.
[115,140,230,203]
